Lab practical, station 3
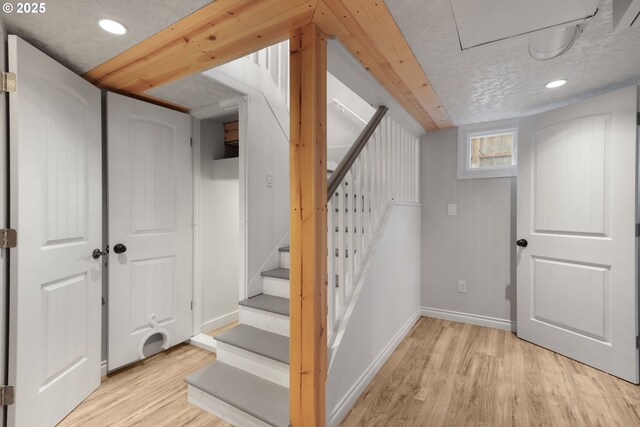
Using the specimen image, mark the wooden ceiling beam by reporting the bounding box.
[84,0,317,92]
[316,0,452,130]
[84,0,453,130]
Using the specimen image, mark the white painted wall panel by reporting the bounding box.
[327,205,421,426]
[199,139,240,331]
[420,127,517,324]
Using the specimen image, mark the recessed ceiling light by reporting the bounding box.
[545,79,567,89]
[98,18,127,35]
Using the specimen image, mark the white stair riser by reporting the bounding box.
[188,385,272,427]
[239,306,289,337]
[216,342,289,388]
[280,251,290,269]
[263,277,290,299]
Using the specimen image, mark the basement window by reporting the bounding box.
[457,119,518,179]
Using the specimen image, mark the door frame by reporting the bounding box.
[191,96,249,337]
[0,19,7,427]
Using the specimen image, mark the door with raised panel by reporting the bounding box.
[107,92,193,371]
[517,85,639,383]
[7,35,102,426]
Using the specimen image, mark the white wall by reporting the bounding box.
[420,127,517,328]
[326,73,375,168]
[204,58,290,297]
[327,204,421,426]
[199,122,240,331]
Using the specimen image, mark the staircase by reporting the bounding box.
[186,247,292,427]
[185,98,420,425]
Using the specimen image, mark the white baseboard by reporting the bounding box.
[420,306,515,332]
[200,310,239,334]
[101,360,107,378]
[328,308,421,427]
[190,333,217,353]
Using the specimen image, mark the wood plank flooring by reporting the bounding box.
[340,317,640,426]
[58,344,229,427]
[59,317,640,426]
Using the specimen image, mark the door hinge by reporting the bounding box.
[0,229,17,249]
[637,336,640,349]
[636,223,640,237]
[0,385,15,406]
[190,137,194,147]
[190,300,194,311]
[1,72,16,93]
[637,112,640,126]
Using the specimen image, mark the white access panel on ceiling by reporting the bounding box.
[449,0,600,49]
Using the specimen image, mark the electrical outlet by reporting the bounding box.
[448,204,457,216]
[457,280,466,293]
[266,172,273,187]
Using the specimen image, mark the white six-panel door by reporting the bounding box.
[517,85,639,383]
[107,92,193,371]
[8,35,103,426]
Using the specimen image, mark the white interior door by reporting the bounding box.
[7,35,102,426]
[107,92,193,371]
[517,85,639,383]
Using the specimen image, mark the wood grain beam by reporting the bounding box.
[84,0,453,131]
[84,0,317,93]
[289,23,328,427]
[314,0,453,130]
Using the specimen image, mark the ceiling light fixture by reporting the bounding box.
[98,18,127,35]
[545,79,567,89]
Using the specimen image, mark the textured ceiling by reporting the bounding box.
[2,0,212,74]
[145,74,241,110]
[386,0,640,125]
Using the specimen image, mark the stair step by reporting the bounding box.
[261,268,290,280]
[239,294,289,317]
[278,246,289,253]
[216,325,289,365]
[186,362,289,427]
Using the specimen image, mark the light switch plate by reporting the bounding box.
[457,280,466,293]
[448,204,457,216]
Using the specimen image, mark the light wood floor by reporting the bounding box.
[59,317,640,426]
[58,344,229,427]
[341,317,640,426]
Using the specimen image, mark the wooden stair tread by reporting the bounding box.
[216,324,289,364]
[261,268,290,280]
[238,294,290,317]
[186,362,289,427]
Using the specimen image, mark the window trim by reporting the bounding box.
[457,118,519,180]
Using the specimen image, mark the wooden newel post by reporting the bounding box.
[289,23,328,427]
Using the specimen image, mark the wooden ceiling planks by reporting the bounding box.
[317,0,452,130]
[84,0,452,130]
[84,0,318,92]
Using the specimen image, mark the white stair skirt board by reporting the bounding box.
[190,333,217,353]
[188,385,273,427]
[239,306,290,337]
[280,251,290,269]
[420,307,514,332]
[216,341,289,388]
[262,277,290,299]
[328,309,421,427]
[200,310,240,336]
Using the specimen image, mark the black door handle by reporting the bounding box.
[113,243,127,254]
[92,248,106,259]
[516,239,528,248]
